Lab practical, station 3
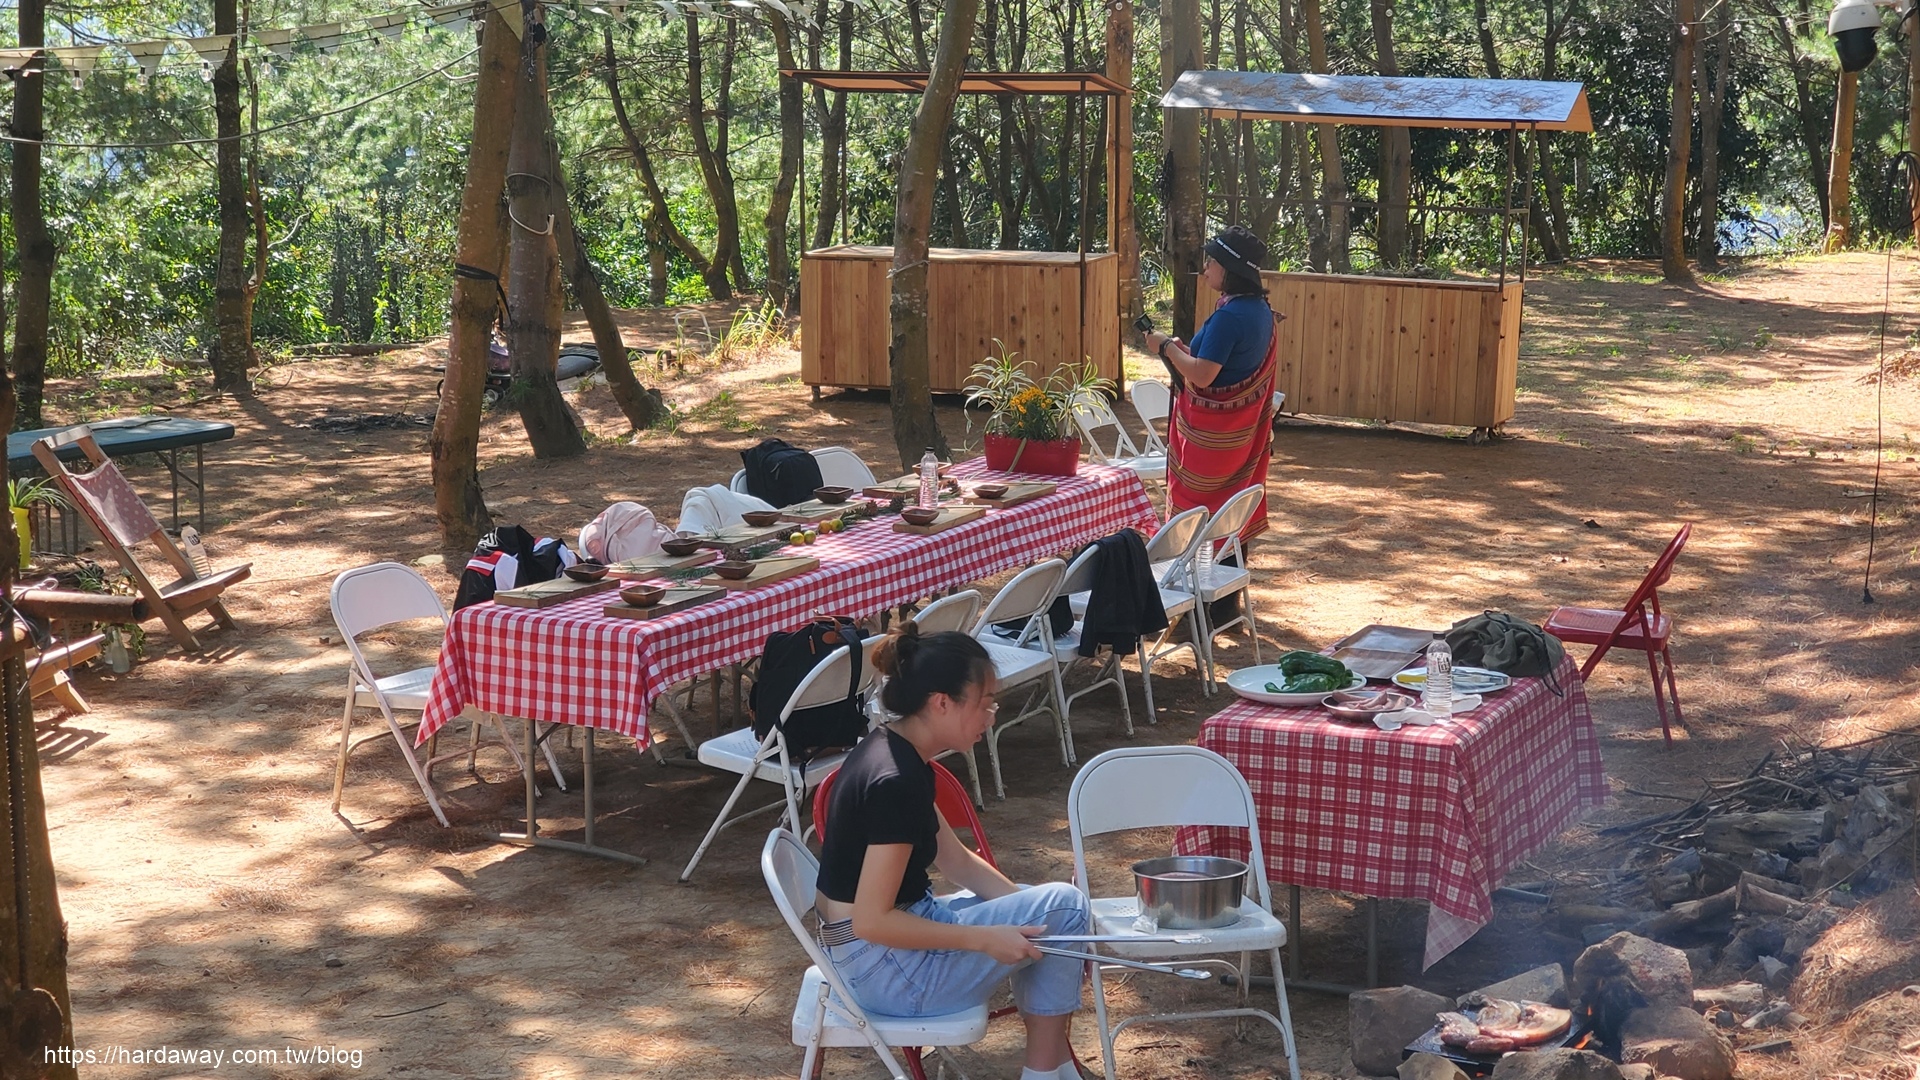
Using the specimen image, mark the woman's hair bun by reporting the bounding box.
[873,619,921,677]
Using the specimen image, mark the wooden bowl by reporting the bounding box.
[661,535,703,557]
[563,562,609,582]
[814,485,854,504]
[619,583,666,607]
[742,510,784,527]
[973,483,1010,500]
[900,506,940,526]
[714,560,755,580]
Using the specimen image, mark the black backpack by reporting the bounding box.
[749,616,868,761]
[454,525,572,610]
[742,438,825,507]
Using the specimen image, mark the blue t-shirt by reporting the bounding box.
[1188,295,1273,387]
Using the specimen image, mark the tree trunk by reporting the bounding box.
[1694,0,1730,269]
[1757,0,1831,230]
[1303,0,1350,271]
[210,0,254,396]
[1539,134,1573,258]
[431,2,519,554]
[764,11,804,309]
[1370,0,1412,268]
[686,17,747,297]
[1824,70,1858,252]
[810,2,852,249]
[1661,0,1695,282]
[505,3,585,459]
[548,134,660,431]
[1107,0,1139,325]
[603,28,725,298]
[9,0,53,429]
[0,228,77,1080]
[1912,17,1920,245]
[887,0,981,467]
[1164,0,1205,335]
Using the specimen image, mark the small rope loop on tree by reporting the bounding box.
[509,207,555,236]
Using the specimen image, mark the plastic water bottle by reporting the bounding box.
[1422,631,1453,720]
[1193,535,1213,586]
[917,448,939,509]
[179,526,213,579]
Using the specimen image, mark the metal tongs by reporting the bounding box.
[1029,934,1216,981]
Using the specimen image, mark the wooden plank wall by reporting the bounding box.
[1199,272,1520,428]
[803,248,1120,393]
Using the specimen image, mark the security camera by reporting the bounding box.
[1831,0,1916,70]
[1831,0,1883,72]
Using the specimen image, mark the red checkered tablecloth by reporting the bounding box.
[1174,654,1605,969]
[417,462,1158,745]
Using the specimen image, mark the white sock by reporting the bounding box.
[1056,1062,1082,1080]
[1019,1068,1056,1080]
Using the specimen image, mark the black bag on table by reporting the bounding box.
[749,615,868,761]
[742,438,825,508]
[453,525,573,610]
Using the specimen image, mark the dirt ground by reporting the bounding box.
[28,253,1920,1079]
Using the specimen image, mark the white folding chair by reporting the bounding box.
[1068,746,1301,1080]
[1053,543,1134,741]
[812,446,878,488]
[680,635,881,882]
[1069,392,1166,485]
[1155,485,1267,690]
[1128,379,1172,456]
[1075,506,1208,718]
[912,589,982,634]
[762,828,989,1080]
[970,559,1071,799]
[329,563,562,828]
[728,468,750,494]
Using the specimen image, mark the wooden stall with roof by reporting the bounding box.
[1161,72,1592,441]
[788,71,1128,395]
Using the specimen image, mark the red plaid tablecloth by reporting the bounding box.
[417,463,1158,745]
[1174,654,1605,969]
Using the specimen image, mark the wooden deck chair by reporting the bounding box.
[32,427,250,652]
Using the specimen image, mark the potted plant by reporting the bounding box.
[7,477,67,571]
[964,345,1113,477]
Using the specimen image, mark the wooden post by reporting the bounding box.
[1106,1,1139,329]
[1163,0,1203,338]
[1825,69,1859,252]
[1910,21,1919,245]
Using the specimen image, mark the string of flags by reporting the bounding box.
[0,0,829,90]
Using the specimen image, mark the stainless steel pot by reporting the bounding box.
[1132,856,1248,929]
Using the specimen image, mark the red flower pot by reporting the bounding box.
[983,432,1081,477]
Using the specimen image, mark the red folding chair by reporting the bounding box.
[1543,524,1692,745]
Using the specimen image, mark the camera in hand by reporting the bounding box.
[1133,314,1154,334]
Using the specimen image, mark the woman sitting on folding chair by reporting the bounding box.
[816,622,1089,1080]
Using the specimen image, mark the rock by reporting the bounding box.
[1740,1002,1806,1030]
[1462,964,1568,1008]
[1842,784,1899,847]
[412,553,445,569]
[323,955,344,968]
[1619,1004,1736,1080]
[1745,955,1790,992]
[1903,984,1920,997]
[1398,1053,1471,1080]
[1487,1048,1625,1080]
[1617,1066,1657,1080]
[1748,851,1792,880]
[1682,947,1714,976]
[1350,985,1455,1076]
[1582,923,1631,947]
[1779,905,1841,962]
[1691,982,1764,1012]
[1572,933,1695,1033]
[1710,1008,1737,1028]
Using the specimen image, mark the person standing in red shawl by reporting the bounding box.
[1141,225,1278,542]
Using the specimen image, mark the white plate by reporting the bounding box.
[1226,665,1368,706]
[1392,666,1511,695]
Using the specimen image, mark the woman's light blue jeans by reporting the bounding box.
[821,882,1089,1018]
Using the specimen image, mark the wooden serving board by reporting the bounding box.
[892,504,988,536]
[694,523,792,550]
[606,551,714,578]
[862,475,921,500]
[964,481,1058,509]
[1327,623,1436,680]
[602,585,728,620]
[698,555,820,591]
[494,576,621,609]
[779,500,851,524]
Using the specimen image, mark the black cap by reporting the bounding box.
[1205,226,1267,280]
